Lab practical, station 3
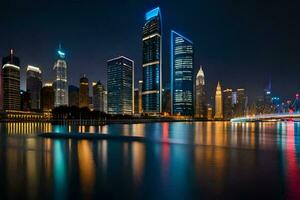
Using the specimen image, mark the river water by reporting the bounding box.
[0,121,299,199]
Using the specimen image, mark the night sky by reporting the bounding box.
[1,0,300,102]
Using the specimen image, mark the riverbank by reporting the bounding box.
[0,118,221,125]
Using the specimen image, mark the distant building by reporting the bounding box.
[138,80,143,113]
[162,86,171,115]
[26,65,42,110]
[207,104,213,120]
[171,30,194,116]
[107,56,134,115]
[104,90,107,113]
[92,81,106,112]
[142,7,162,115]
[68,85,79,107]
[89,96,93,110]
[255,96,264,114]
[41,83,54,111]
[234,88,247,117]
[214,81,223,119]
[20,90,31,111]
[2,49,21,110]
[53,45,68,107]
[134,88,139,114]
[223,88,233,120]
[79,75,89,108]
[263,80,274,113]
[195,66,206,118]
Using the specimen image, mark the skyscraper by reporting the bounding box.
[103,90,107,113]
[214,81,223,119]
[134,88,139,114]
[92,81,105,112]
[41,83,54,111]
[68,85,79,107]
[142,7,162,115]
[162,85,171,115]
[107,56,134,115]
[2,49,21,110]
[235,88,246,117]
[20,90,31,111]
[79,75,89,108]
[171,30,194,116]
[138,80,143,114]
[26,65,42,110]
[223,88,233,120]
[195,66,206,118]
[53,45,68,107]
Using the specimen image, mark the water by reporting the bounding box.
[0,121,299,199]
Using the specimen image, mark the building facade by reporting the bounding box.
[41,83,54,111]
[92,81,106,112]
[195,66,206,118]
[171,30,194,116]
[53,45,68,107]
[68,85,79,107]
[142,7,162,115]
[26,65,42,110]
[2,49,21,110]
[107,56,134,115]
[134,89,139,114]
[223,88,233,120]
[20,90,31,111]
[234,88,246,117]
[79,75,89,108]
[138,80,143,114]
[214,81,223,119]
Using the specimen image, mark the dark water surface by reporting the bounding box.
[0,121,299,199]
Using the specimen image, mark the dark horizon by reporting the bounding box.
[1,0,300,102]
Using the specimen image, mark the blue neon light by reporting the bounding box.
[145,7,160,20]
[57,50,65,58]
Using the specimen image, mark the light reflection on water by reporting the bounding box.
[0,121,299,199]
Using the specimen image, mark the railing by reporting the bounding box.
[231,112,300,122]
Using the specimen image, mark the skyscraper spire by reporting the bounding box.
[214,81,223,120]
[195,66,206,118]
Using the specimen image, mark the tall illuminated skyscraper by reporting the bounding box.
[26,65,42,110]
[171,30,194,116]
[2,49,21,110]
[53,45,68,107]
[142,7,162,115]
[214,81,223,119]
[195,66,206,118]
[79,74,89,108]
[107,56,134,115]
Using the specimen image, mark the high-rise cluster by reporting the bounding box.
[0,6,256,120]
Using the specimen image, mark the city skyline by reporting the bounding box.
[1,1,300,101]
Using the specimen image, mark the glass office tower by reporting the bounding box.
[171,30,194,116]
[2,49,21,110]
[53,45,68,107]
[142,7,162,115]
[107,56,134,115]
[26,65,42,110]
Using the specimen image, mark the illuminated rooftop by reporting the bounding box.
[145,7,160,21]
[27,65,41,73]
